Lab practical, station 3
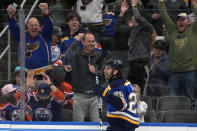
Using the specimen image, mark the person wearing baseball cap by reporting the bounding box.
[175,12,191,33]
[153,36,167,50]
[150,36,170,86]
[1,84,18,106]
[159,0,197,110]
[12,66,28,89]
[1,84,17,96]
[36,83,51,107]
[177,13,188,20]
[26,73,65,121]
[37,83,51,97]
[0,84,32,121]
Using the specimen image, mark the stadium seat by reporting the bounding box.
[156,96,190,123]
[160,110,197,123]
[146,84,169,98]
[146,84,169,111]
[156,96,190,112]
[145,110,156,123]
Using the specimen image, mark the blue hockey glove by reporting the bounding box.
[93,84,105,97]
[93,84,110,101]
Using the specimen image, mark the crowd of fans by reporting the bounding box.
[0,0,197,124]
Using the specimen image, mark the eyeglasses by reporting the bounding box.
[154,46,165,50]
[177,18,187,21]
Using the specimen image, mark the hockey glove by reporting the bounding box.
[93,84,110,101]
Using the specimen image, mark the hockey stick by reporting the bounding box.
[89,56,103,131]
[143,65,149,96]
[96,76,103,131]
[91,50,111,131]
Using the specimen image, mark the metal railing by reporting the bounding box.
[0,0,40,80]
[19,0,27,121]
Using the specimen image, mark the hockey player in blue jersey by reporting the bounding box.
[93,59,140,131]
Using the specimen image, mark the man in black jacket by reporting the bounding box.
[64,32,103,122]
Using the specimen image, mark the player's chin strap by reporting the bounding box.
[109,69,120,83]
[96,75,103,131]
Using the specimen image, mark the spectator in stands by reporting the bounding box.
[133,84,147,122]
[100,4,117,51]
[64,32,103,122]
[0,0,18,31]
[7,3,53,77]
[49,0,67,30]
[50,0,76,12]
[3,66,28,91]
[2,66,38,94]
[113,0,144,51]
[44,67,73,108]
[126,0,153,94]
[93,59,140,130]
[165,0,190,23]
[159,0,197,109]
[51,26,63,66]
[149,36,170,86]
[60,11,102,64]
[45,67,73,121]
[0,84,32,121]
[3,66,41,94]
[113,0,144,24]
[75,0,105,42]
[144,0,190,35]
[59,11,86,55]
[142,0,164,35]
[26,73,65,121]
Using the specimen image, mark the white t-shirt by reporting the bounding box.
[76,0,104,23]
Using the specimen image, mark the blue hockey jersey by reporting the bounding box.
[8,15,53,74]
[104,79,140,129]
[59,28,85,54]
[59,28,102,55]
[102,12,116,37]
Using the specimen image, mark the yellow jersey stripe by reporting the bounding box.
[124,81,131,86]
[107,114,140,125]
[120,97,126,111]
[102,87,109,97]
[61,36,69,41]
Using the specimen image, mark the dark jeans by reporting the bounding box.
[168,71,196,107]
[168,71,197,110]
[127,59,149,94]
